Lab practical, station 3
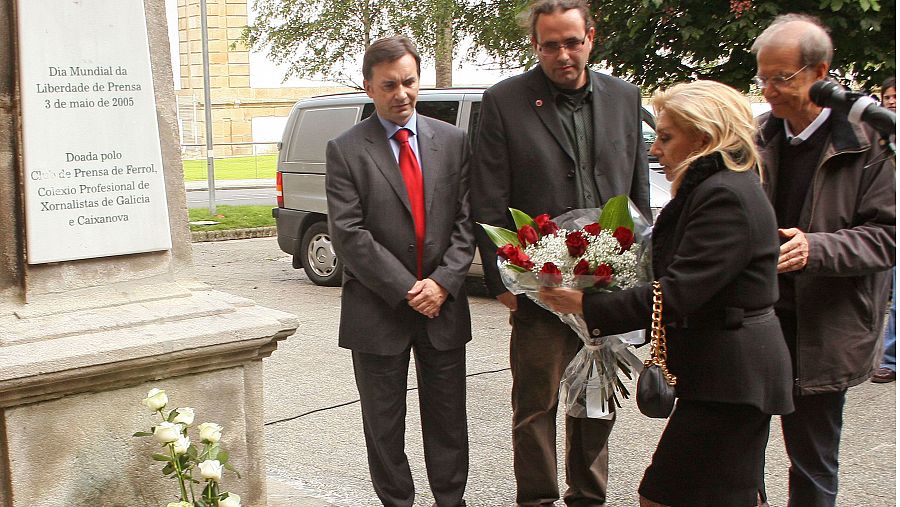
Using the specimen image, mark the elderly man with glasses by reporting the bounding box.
[752,13,895,507]
[470,0,650,505]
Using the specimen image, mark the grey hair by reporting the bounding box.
[751,13,833,66]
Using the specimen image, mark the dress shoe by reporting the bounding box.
[871,367,896,383]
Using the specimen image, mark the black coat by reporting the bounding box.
[471,67,651,297]
[583,154,794,415]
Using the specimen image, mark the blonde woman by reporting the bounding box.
[540,81,794,506]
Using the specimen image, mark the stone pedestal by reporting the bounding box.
[0,1,298,505]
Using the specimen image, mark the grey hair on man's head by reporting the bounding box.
[751,13,833,66]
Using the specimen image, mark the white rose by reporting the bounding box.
[173,435,190,455]
[219,492,241,507]
[153,422,182,444]
[198,459,223,482]
[172,407,195,425]
[166,502,192,507]
[197,422,222,443]
[142,388,168,411]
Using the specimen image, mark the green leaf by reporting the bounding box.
[152,453,173,462]
[166,409,177,422]
[505,264,528,273]
[224,462,242,479]
[598,195,635,232]
[859,0,871,10]
[478,223,520,248]
[132,431,153,437]
[509,208,537,233]
[216,450,229,464]
[162,463,175,475]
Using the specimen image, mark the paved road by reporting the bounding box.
[186,187,276,208]
[192,237,896,507]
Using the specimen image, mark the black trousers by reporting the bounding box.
[777,310,846,507]
[352,327,468,507]
[781,390,846,507]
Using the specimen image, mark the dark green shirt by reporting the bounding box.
[548,77,599,209]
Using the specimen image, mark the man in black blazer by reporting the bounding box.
[471,1,650,505]
[326,36,474,507]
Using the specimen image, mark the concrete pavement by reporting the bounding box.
[191,237,896,507]
[184,178,275,192]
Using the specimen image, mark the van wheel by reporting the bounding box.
[299,221,343,287]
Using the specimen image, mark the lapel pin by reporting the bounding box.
[535,99,543,107]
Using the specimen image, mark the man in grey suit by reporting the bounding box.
[471,1,650,505]
[326,36,474,507]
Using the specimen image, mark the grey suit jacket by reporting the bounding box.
[471,67,651,297]
[326,114,475,355]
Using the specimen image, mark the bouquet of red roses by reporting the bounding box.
[480,195,652,419]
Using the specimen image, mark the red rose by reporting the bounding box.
[539,262,562,285]
[573,259,592,276]
[565,231,589,257]
[583,223,601,236]
[497,244,534,270]
[613,226,635,253]
[534,214,559,236]
[497,244,518,261]
[517,224,539,246]
[594,263,614,287]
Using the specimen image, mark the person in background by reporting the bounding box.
[325,36,474,507]
[872,75,896,383]
[470,0,650,504]
[540,80,794,507]
[752,14,896,506]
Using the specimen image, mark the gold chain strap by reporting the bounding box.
[646,280,677,386]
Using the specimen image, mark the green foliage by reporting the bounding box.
[188,205,276,231]
[241,0,465,86]
[479,222,521,248]
[510,208,538,232]
[182,155,276,181]
[458,0,894,91]
[597,195,635,232]
[588,0,895,91]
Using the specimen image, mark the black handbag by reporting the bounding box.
[637,281,677,418]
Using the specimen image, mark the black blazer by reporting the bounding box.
[471,67,651,297]
[583,155,794,415]
[326,114,475,355]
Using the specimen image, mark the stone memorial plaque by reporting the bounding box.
[17,0,171,264]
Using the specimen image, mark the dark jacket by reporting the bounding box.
[757,111,896,395]
[326,114,475,355]
[471,66,651,297]
[583,154,794,415]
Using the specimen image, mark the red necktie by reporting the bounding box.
[393,128,425,279]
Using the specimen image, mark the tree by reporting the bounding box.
[590,0,895,91]
[242,0,464,87]
[460,0,895,91]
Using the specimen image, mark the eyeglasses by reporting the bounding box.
[537,34,588,55]
[752,65,809,90]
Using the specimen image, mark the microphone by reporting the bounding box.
[809,80,896,137]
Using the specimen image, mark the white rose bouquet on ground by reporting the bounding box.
[134,388,242,507]
[480,195,652,419]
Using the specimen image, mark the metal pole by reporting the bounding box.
[200,0,215,214]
